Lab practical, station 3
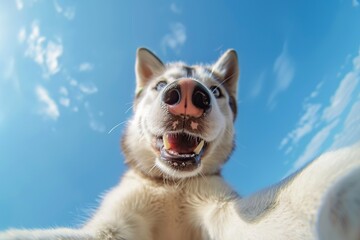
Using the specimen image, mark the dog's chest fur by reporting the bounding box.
[150,189,204,240]
[98,171,211,240]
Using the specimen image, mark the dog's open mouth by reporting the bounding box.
[154,133,207,171]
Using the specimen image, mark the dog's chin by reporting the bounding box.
[152,132,208,178]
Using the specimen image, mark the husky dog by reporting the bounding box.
[1,48,360,240]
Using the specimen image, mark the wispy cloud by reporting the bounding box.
[331,95,360,149]
[24,22,63,77]
[45,41,63,76]
[281,48,360,174]
[322,52,360,122]
[279,103,322,152]
[15,0,24,10]
[25,22,45,65]
[170,3,182,14]
[18,27,26,43]
[35,85,60,120]
[353,0,359,7]
[16,20,102,131]
[79,83,98,95]
[161,23,187,54]
[84,102,105,133]
[59,86,68,96]
[250,71,265,99]
[15,0,38,10]
[307,81,323,100]
[268,43,295,110]
[79,62,94,72]
[53,0,76,20]
[279,81,323,153]
[290,119,339,172]
[59,97,70,107]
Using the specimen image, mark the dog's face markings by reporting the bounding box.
[123,48,239,179]
[190,121,199,130]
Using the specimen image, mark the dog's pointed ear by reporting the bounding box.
[135,48,165,94]
[212,49,239,98]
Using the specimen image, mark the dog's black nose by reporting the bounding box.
[163,85,181,106]
[192,85,211,111]
[162,79,211,117]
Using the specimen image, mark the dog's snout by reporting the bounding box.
[162,79,211,118]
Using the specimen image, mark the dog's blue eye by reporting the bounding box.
[155,81,167,91]
[210,86,222,98]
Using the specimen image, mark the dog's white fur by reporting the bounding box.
[1,48,359,240]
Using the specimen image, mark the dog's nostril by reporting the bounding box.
[192,86,211,111]
[163,88,181,105]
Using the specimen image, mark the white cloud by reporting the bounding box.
[283,48,360,173]
[18,27,26,43]
[59,86,68,96]
[79,83,98,95]
[170,3,182,14]
[353,50,360,70]
[322,51,360,122]
[331,98,360,149]
[279,103,322,152]
[308,81,323,100]
[59,97,70,107]
[250,72,265,98]
[292,119,339,171]
[353,0,359,7]
[53,0,62,13]
[25,22,63,77]
[89,119,106,133]
[15,0,24,10]
[69,79,78,86]
[45,41,63,76]
[53,0,76,20]
[35,85,60,120]
[268,43,295,109]
[161,23,187,54]
[25,22,45,65]
[79,62,94,72]
[84,102,105,133]
[63,7,75,20]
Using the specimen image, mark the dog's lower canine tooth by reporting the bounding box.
[163,134,171,150]
[193,140,205,154]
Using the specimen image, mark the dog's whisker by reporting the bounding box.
[108,121,127,134]
[125,104,135,114]
[148,164,158,175]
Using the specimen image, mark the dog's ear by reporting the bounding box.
[212,49,239,98]
[135,48,165,95]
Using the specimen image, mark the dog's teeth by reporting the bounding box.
[193,140,205,154]
[163,134,171,150]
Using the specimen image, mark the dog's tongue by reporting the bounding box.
[165,133,198,154]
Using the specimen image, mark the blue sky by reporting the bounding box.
[0,0,360,230]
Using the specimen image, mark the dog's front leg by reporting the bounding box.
[317,166,360,240]
[197,144,360,240]
[0,228,95,240]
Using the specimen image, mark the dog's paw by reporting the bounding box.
[317,167,360,240]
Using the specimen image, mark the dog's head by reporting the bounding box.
[122,48,239,179]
